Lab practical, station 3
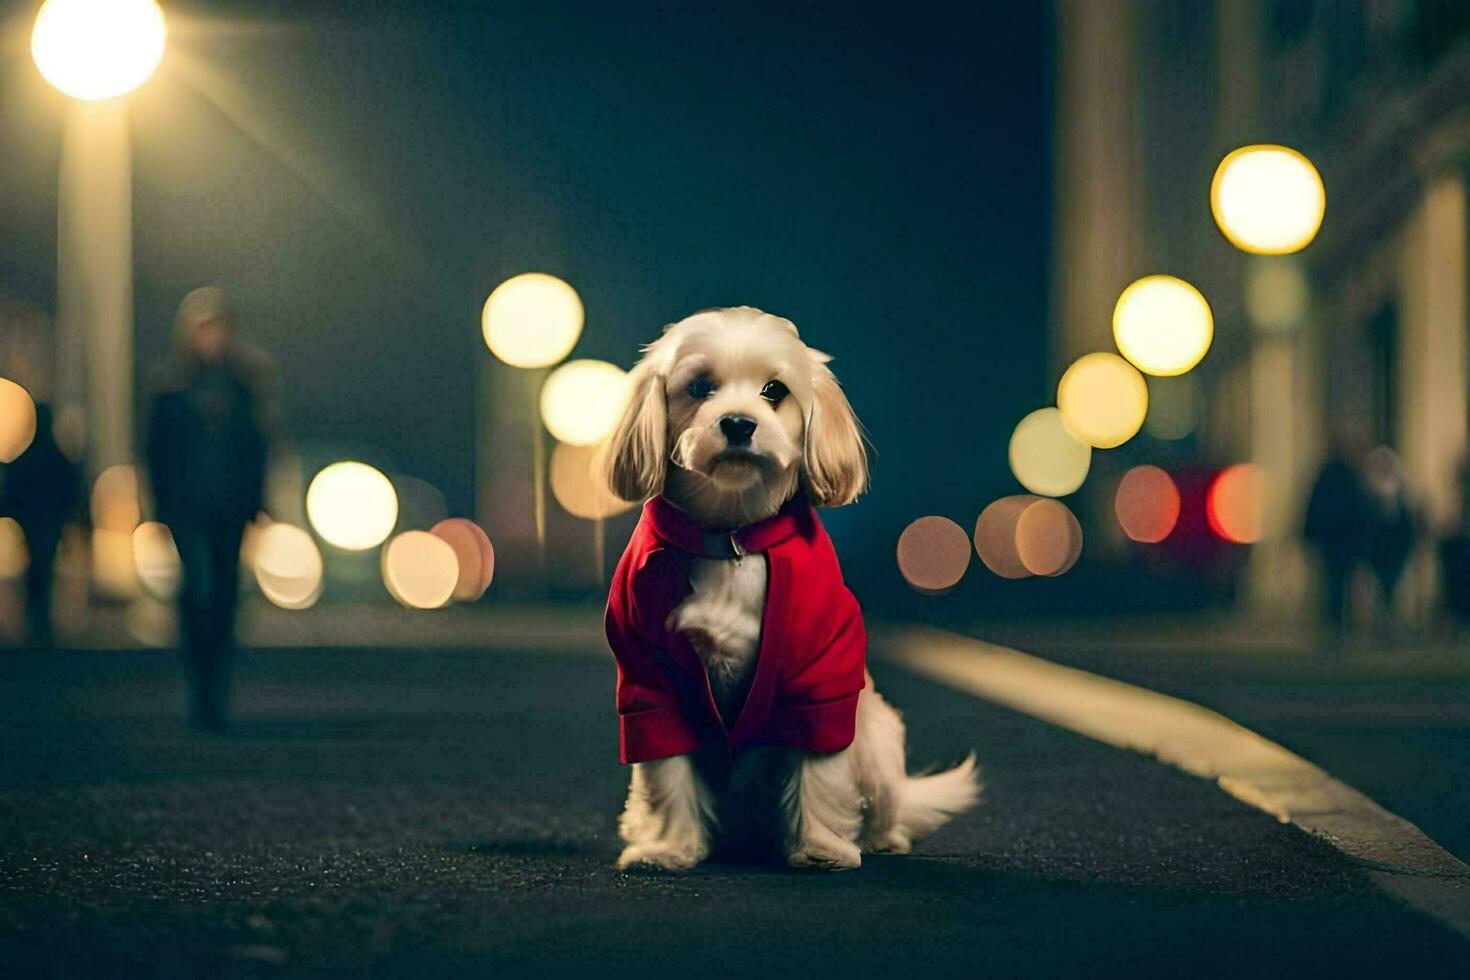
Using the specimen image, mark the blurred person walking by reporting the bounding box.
[1442,454,1470,630]
[1361,445,1418,640]
[1304,435,1369,648]
[0,403,82,648]
[145,288,276,731]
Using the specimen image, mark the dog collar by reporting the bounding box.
[642,493,810,559]
[698,531,747,561]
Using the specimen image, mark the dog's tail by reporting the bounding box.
[897,753,983,844]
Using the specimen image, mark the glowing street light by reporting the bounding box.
[33,0,169,480]
[31,0,167,102]
[539,359,631,446]
[1210,145,1325,255]
[0,379,38,463]
[306,461,399,551]
[480,272,586,592]
[1008,407,1090,497]
[1112,275,1214,377]
[1057,352,1149,450]
[482,273,584,369]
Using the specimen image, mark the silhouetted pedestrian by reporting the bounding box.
[1304,436,1369,644]
[145,288,276,731]
[0,403,81,648]
[1362,445,1417,637]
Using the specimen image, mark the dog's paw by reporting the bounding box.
[617,842,707,872]
[786,840,861,871]
[868,829,912,854]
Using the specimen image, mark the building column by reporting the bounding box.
[1396,174,1468,621]
[1051,0,1144,370]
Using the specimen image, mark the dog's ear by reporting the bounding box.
[600,359,668,502]
[801,349,869,507]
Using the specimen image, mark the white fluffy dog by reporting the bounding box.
[600,306,979,871]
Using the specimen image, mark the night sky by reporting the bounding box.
[0,0,1050,602]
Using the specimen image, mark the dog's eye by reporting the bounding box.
[760,380,789,405]
[686,375,718,399]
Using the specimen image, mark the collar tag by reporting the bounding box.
[699,531,743,561]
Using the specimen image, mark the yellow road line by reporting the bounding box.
[876,623,1470,940]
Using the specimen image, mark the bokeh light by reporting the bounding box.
[1015,498,1083,577]
[429,518,495,602]
[91,528,137,598]
[1207,464,1266,544]
[1112,275,1214,376]
[132,521,180,600]
[1114,466,1181,544]
[1210,145,1326,255]
[124,597,173,648]
[540,360,631,446]
[0,378,38,463]
[0,518,28,579]
[1008,408,1090,497]
[482,273,584,369]
[1245,256,1310,334]
[381,531,459,610]
[974,495,1038,580]
[306,461,399,551]
[31,0,167,102]
[896,516,972,594]
[1143,375,1200,441]
[91,465,141,533]
[550,441,637,520]
[1057,352,1148,450]
[250,522,324,610]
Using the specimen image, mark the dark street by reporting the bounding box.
[2,627,1468,977]
[4,1,1470,975]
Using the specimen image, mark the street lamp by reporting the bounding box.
[32,0,168,483]
[32,0,167,102]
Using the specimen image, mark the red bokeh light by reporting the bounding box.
[1207,464,1266,543]
[1114,465,1181,543]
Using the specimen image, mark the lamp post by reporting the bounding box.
[31,0,167,480]
[479,272,584,594]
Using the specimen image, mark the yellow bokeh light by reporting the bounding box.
[91,465,141,533]
[429,518,495,602]
[974,495,1037,580]
[132,521,180,600]
[539,360,631,446]
[550,441,637,520]
[482,273,584,369]
[250,522,324,610]
[896,516,971,594]
[91,528,138,599]
[381,531,459,610]
[1008,408,1090,497]
[0,378,38,463]
[31,0,167,102]
[1210,144,1325,255]
[306,461,399,551]
[1015,498,1083,577]
[0,518,29,579]
[1057,352,1148,450]
[1112,275,1214,376]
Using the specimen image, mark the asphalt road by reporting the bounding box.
[1,642,1466,977]
[1001,636,1470,870]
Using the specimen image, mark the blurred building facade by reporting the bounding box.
[1054,0,1470,621]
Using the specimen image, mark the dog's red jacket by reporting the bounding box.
[605,493,867,765]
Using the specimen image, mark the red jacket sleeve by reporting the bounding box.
[605,548,706,764]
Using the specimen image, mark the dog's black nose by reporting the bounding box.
[719,414,757,446]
